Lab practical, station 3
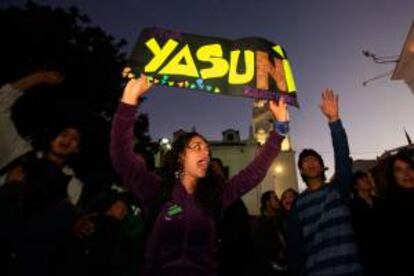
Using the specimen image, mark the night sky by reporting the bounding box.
[7,0,414,187]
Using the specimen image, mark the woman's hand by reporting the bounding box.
[121,74,152,105]
[269,97,289,122]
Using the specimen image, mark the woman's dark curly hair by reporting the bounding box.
[158,132,224,219]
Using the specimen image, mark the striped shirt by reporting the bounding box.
[287,120,363,276]
[294,185,363,275]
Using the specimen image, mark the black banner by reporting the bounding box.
[127,27,298,106]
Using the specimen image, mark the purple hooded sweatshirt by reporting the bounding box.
[110,102,284,276]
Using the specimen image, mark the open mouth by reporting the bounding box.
[58,142,70,150]
[197,158,210,170]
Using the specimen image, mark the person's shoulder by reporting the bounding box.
[296,186,335,210]
[297,185,329,200]
[295,188,314,202]
[324,183,346,199]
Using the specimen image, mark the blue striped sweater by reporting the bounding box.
[287,120,363,276]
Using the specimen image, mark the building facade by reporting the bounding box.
[210,99,298,215]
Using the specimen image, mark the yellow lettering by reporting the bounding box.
[159,44,199,77]
[283,59,296,92]
[228,50,255,84]
[272,45,286,59]
[144,38,179,72]
[196,44,229,79]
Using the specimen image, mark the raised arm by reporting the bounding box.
[221,98,289,208]
[319,89,352,196]
[0,71,63,170]
[110,75,161,215]
[1,71,63,112]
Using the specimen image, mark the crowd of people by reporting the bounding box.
[0,71,413,276]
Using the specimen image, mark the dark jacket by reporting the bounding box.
[0,159,74,276]
[350,196,384,276]
[217,199,255,276]
[252,212,287,276]
[382,186,414,276]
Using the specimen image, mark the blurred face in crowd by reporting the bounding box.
[6,165,25,184]
[356,175,374,194]
[393,159,414,189]
[181,136,210,181]
[267,192,281,211]
[281,190,297,211]
[50,127,81,157]
[300,156,323,181]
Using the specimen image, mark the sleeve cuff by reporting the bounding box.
[328,119,343,132]
[273,121,290,136]
[116,102,138,118]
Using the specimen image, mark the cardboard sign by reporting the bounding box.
[128,27,298,106]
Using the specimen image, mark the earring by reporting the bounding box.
[175,159,184,180]
[175,169,184,180]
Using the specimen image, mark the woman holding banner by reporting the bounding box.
[110,74,289,275]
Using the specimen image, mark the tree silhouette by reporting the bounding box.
[0,2,158,196]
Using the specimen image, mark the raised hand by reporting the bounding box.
[121,74,152,105]
[320,88,339,122]
[269,96,289,122]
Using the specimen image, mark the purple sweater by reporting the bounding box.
[110,102,284,276]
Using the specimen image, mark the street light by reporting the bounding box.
[160,137,172,151]
[275,165,283,174]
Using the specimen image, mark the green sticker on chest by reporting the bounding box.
[168,204,183,216]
